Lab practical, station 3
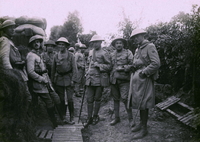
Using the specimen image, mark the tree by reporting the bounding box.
[49,11,83,45]
[78,30,97,47]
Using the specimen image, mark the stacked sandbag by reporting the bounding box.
[13,16,46,47]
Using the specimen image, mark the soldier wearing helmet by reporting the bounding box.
[83,35,111,127]
[109,37,134,127]
[42,40,56,78]
[74,44,87,97]
[51,37,77,125]
[0,19,32,107]
[68,47,75,54]
[128,29,160,139]
[26,35,60,128]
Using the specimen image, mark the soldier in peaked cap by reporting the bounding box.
[51,37,77,125]
[0,19,32,108]
[128,29,160,139]
[109,37,134,127]
[83,35,111,127]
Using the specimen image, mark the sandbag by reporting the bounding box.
[15,16,47,30]
[15,24,45,36]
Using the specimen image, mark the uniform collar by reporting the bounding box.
[139,40,150,49]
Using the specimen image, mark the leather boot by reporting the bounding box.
[47,107,58,129]
[124,101,133,127]
[110,101,120,126]
[131,110,142,132]
[84,103,93,128]
[55,103,64,121]
[92,101,101,125]
[68,101,75,125]
[132,109,148,139]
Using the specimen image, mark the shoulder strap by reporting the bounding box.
[137,48,149,66]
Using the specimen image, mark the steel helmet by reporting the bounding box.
[80,44,87,49]
[56,37,70,45]
[130,29,147,38]
[29,35,44,44]
[44,40,56,46]
[111,37,127,47]
[75,43,80,47]
[68,47,75,52]
[89,35,104,43]
[0,20,15,29]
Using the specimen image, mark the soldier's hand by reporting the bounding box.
[41,77,48,84]
[139,71,146,79]
[93,62,100,68]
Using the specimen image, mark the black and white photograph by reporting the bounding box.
[0,0,200,141]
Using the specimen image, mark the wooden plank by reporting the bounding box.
[178,111,193,121]
[53,133,82,136]
[177,102,194,111]
[38,130,48,139]
[35,129,41,137]
[156,96,176,108]
[181,115,194,123]
[166,109,181,118]
[161,98,180,110]
[45,130,53,139]
[52,135,82,140]
[52,141,82,142]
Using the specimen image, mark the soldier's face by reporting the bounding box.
[115,40,124,51]
[5,26,15,37]
[32,40,41,50]
[132,34,143,44]
[46,45,54,52]
[57,42,66,52]
[93,41,102,50]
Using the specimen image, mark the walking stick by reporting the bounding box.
[78,85,86,123]
[132,78,150,126]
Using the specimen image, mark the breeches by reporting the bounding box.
[111,82,129,103]
[54,85,74,103]
[34,93,54,108]
[86,86,103,103]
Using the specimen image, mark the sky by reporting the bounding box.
[0,0,200,38]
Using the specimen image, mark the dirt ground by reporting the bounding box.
[35,89,199,142]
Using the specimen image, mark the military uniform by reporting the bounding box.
[110,48,134,125]
[0,35,32,103]
[41,51,56,78]
[51,50,77,122]
[85,48,111,125]
[74,51,85,97]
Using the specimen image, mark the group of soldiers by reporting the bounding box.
[0,19,160,139]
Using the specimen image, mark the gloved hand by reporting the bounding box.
[139,71,146,79]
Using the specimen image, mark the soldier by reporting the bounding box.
[128,29,160,139]
[26,35,58,128]
[109,37,134,126]
[74,43,80,53]
[42,40,56,78]
[84,35,111,127]
[68,47,75,54]
[0,20,32,106]
[51,37,77,125]
[74,44,86,97]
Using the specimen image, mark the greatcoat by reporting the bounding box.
[127,40,160,109]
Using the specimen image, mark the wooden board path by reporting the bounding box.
[52,116,84,142]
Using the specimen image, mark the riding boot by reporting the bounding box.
[124,101,133,127]
[132,109,148,139]
[47,107,58,129]
[68,101,75,125]
[92,101,101,125]
[55,103,64,121]
[131,110,142,132]
[110,100,120,126]
[84,103,93,128]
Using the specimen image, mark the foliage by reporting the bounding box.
[78,31,97,47]
[145,5,200,106]
[49,11,83,45]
